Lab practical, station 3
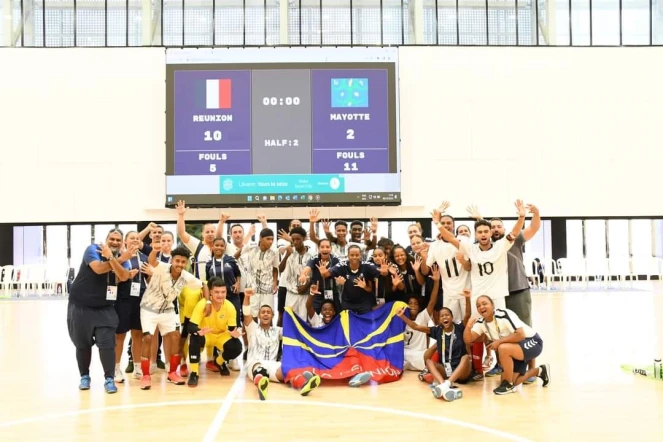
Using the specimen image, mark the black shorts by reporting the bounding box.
[67,302,118,350]
[180,317,191,339]
[514,333,543,375]
[114,297,141,334]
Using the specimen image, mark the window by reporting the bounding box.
[70,225,92,275]
[46,225,68,270]
[391,221,416,248]
[631,219,653,257]
[93,224,116,243]
[13,226,44,266]
[584,220,607,258]
[565,220,584,258]
[607,219,629,258]
[525,220,552,263]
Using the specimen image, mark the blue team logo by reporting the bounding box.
[331,78,369,108]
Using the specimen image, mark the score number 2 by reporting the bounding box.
[344,129,357,171]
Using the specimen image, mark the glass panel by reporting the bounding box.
[390,221,416,248]
[592,0,620,45]
[46,225,68,270]
[523,220,551,262]
[631,219,653,257]
[70,225,92,276]
[570,0,591,45]
[93,224,116,244]
[322,0,352,44]
[584,220,606,258]
[458,0,488,45]
[488,0,517,45]
[555,0,572,45]
[607,219,629,258]
[565,220,584,258]
[13,226,44,266]
[654,220,663,257]
[13,227,24,266]
[622,0,651,44]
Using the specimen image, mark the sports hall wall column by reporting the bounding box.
[550,218,567,261]
[0,225,14,265]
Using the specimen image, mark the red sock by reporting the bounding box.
[141,358,150,376]
[291,374,306,390]
[431,351,440,364]
[472,342,484,373]
[253,374,263,385]
[170,354,181,373]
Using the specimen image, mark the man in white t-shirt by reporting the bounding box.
[421,213,472,319]
[242,228,279,318]
[432,200,527,314]
[280,227,315,320]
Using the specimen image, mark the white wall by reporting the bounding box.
[1,46,662,223]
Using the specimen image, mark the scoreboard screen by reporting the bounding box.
[165,47,400,208]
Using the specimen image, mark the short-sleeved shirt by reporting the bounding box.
[69,245,131,309]
[329,261,380,313]
[426,237,471,299]
[205,255,242,296]
[190,298,237,333]
[140,262,202,314]
[245,321,282,362]
[404,309,431,351]
[284,248,315,294]
[470,308,536,341]
[430,322,467,368]
[117,251,149,299]
[242,244,279,295]
[185,236,213,280]
[459,237,514,300]
[506,233,530,293]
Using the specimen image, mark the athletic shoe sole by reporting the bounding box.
[300,375,321,397]
[348,372,372,388]
[257,377,269,401]
[540,364,550,387]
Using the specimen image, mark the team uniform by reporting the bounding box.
[115,251,148,335]
[403,309,432,371]
[459,237,513,314]
[245,321,283,382]
[331,241,365,260]
[306,254,341,314]
[140,262,202,335]
[429,322,469,381]
[328,261,381,314]
[283,248,315,320]
[471,308,543,375]
[206,255,242,326]
[242,244,279,317]
[505,233,533,326]
[426,237,471,318]
[184,236,213,281]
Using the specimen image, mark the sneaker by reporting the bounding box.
[451,386,463,400]
[493,380,516,395]
[133,368,143,380]
[228,359,241,371]
[188,372,199,388]
[255,375,269,401]
[483,354,495,371]
[523,376,537,385]
[486,366,503,377]
[179,364,189,378]
[302,371,314,381]
[140,374,152,390]
[218,362,230,376]
[348,372,372,388]
[114,365,125,384]
[167,371,185,385]
[299,374,321,396]
[125,360,134,374]
[104,377,118,394]
[206,361,220,372]
[538,364,550,387]
[156,359,166,370]
[418,369,434,384]
[471,370,484,381]
[432,383,456,402]
[79,375,91,390]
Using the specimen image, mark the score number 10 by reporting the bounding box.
[343,128,358,172]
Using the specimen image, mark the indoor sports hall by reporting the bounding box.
[1,2,662,441]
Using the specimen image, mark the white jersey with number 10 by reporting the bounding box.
[459,237,514,300]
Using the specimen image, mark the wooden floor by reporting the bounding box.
[1,284,663,441]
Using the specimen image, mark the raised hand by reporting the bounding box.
[438,201,451,213]
[322,219,331,233]
[176,200,188,216]
[140,263,153,276]
[278,229,292,243]
[370,217,378,233]
[309,208,320,223]
[363,227,371,241]
[248,223,256,237]
[334,276,346,285]
[310,282,321,295]
[466,204,481,220]
[391,273,403,287]
[257,214,267,225]
[98,243,113,260]
[514,199,526,217]
[220,212,231,223]
[353,277,367,289]
[388,264,399,276]
[230,328,243,339]
[527,204,539,216]
[412,256,422,272]
[316,261,329,274]
[430,263,440,281]
[244,287,255,298]
[462,289,471,298]
[396,306,407,317]
[379,263,389,276]
[431,209,442,224]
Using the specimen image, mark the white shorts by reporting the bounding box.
[140,309,179,335]
[470,296,506,317]
[246,360,282,383]
[250,292,275,318]
[404,348,426,371]
[443,297,467,321]
[285,291,307,320]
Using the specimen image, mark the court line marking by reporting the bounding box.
[201,374,245,442]
[0,397,530,441]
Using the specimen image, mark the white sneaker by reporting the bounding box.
[229,359,241,371]
[133,367,143,380]
[114,365,125,383]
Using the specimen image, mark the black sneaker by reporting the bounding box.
[188,372,199,387]
[125,360,134,374]
[538,364,550,387]
[218,362,230,376]
[493,380,516,395]
[157,359,166,370]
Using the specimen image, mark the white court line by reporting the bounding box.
[0,397,529,441]
[201,374,246,442]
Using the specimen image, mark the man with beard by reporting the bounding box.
[67,229,134,393]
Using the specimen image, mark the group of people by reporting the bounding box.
[66,199,550,401]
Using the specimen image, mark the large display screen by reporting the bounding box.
[165,47,401,207]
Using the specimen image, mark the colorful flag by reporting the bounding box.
[199,79,232,109]
[331,78,369,108]
[282,301,407,385]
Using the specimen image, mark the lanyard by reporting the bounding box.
[128,253,142,284]
[441,326,455,365]
[211,257,225,277]
[484,316,501,342]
